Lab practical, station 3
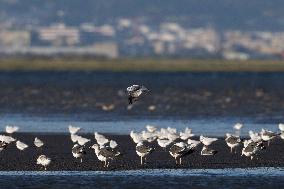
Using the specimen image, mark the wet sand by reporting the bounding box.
[1,133,284,171]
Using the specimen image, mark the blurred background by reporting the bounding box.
[0,0,283,135]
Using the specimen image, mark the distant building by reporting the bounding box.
[0,30,30,48]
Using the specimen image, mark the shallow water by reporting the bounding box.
[0,113,280,136]
[0,168,283,189]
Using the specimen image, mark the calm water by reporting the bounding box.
[0,113,280,136]
[0,168,283,189]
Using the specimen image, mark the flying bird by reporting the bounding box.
[127,85,149,104]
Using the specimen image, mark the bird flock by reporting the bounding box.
[0,122,283,170]
[0,85,283,170]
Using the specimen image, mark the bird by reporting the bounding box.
[130,131,144,144]
[225,133,241,153]
[6,126,19,134]
[34,137,44,148]
[37,155,51,170]
[200,135,218,146]
[0,135,16,144]
[157,138,172,150]
[201,146,218,156]
[142,131,157,143]
[146,125,157,133]
[136,142,154,165]
[278,123,284,132]
[77,136,90,146]
[249,131,262,142]
[16,141,28,151]
[91,144,121,167]
[187,138,201,148]
[68,125,81,135]
[72,144,86,163]
[127,85,149,104]
[233,123,243,130]
[260,129,277,146]
[241,141,265,160]
[180,127,194,140]
[109,140,118,149]
[0,141,8,152]
[169,142,192,165]
[94,132,109,146]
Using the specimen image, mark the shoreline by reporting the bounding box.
[0,133,283,171]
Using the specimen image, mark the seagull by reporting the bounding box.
[146,125,157,133]
[70,134,81,143]
[94,132,109,146]
[233,123,243,130]
[279,123,284,132]
[241,141,265,160]
[77,136,90,146]
[187,138,201,148]
[109,140,118,149]
[249,131,262,142]
[68,125,81,135]
[6,126,19,134]
[127,85,149,104]
[91,144,121,167]
[180,127,194,140]
[169,142,192,165]
[200,135,218,146]
[72,144,86,163]
[260,129,277,146]
[142,131,157,143]
[157,138,172,150]
[225,133,241,153]
[130,131,144,144]
[201,146,218,156]
[0,141,8,152]
[0,135,16,144]
[37,155,51,170]
[34,137,44,148]
[16,141,28,151]
[136,142,154,165]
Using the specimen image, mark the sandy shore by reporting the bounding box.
[0,133,283,171]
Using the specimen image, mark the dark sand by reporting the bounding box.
[1,133,284,171]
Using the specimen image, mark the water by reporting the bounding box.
[0,113,279,136]
[0,168,283,189]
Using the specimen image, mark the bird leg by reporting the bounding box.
[44,167,47,171]
[250,156,253,160]
[179,158,182,165]
[140,157,143,165]
[81,158,83,163]
[268,140,270,146]
[175,157,178,165]
[230,148,232,153]
[104,161,107,167]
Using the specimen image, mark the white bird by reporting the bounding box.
[233,123,243,130]
[142,131,157,142]
[167,127,177,134]
[34,137,44,148]
[130,131,144,144]
[260,129,276,146]
[16,141,28,151]
[146,125,157,133]
[0,135,15,144]
[200,135,218,146]
[37,155,51,170]
[157,138,172,150]
[187,138,201,148]
[167,133,179,142]
[180,127,194,140]
[248,131,262,142]
[109,140,118,149]
[94,132,109,146]
[70,134,81,143]
[6,126,19,134]
[279,123,284,132]
[68,125,81,135]
[77,136,90,146]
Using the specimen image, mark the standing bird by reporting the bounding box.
[91,144,121,168]
[0,141,8,152]
[157,138,173,150]
[34,137,44,148]
[6,126,19,134]
[127,85,149,104]
[16,141,28,151]
[72,144,86,163]
[68,125,81,135]
[200,135,218,146]
[225,133,241,153]
[260,129,277,146]
[37,155,51,170]
[201,146,218,156]
[136,142,154,165]
[169,142,192,165]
